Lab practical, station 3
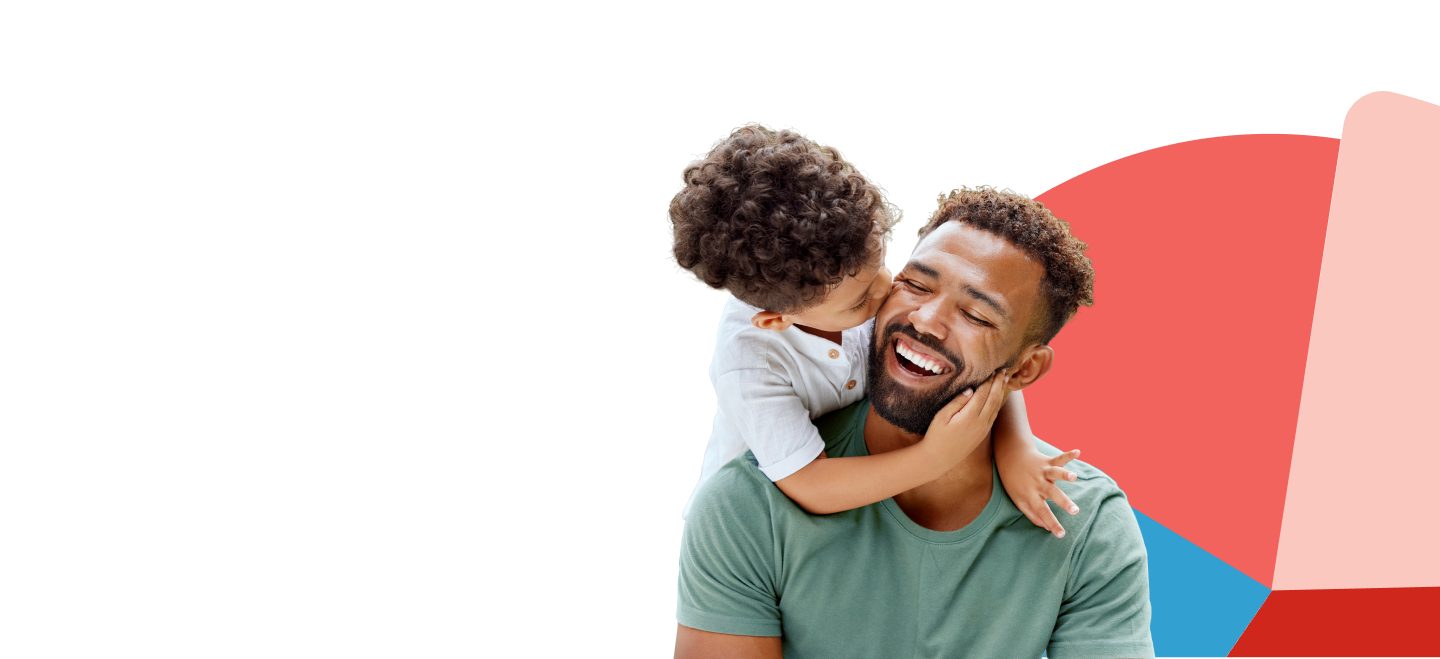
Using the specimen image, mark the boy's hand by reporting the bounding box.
[921,368,1012,467]
[1003,448,1082,538]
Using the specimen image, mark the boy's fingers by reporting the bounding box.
[935,385,976,424]
[1016,502,1045,530]
[1037,504,1066,538]
[1014,501,1027,521]
[946,375,995,424]
[942,370,1002,428]
[973,369,1010,425]
[1021,502,1060,537]
[1048,485,1079,515]
[1043,466,1077,483]
[1049,449,1081,467]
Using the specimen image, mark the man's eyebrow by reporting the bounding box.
[907,261,940,278]
[964,285,1009,320]
[906,260,1010,320]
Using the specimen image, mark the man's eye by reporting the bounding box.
[904,281,928,293]
[964,312,991,327]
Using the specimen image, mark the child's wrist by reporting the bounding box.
[993,431,1022,455]
[915,438,955,474]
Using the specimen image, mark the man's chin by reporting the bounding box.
[867,365,969,436]
[869,393,935,436]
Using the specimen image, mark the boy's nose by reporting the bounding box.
[878,266,894,288]
[873,270,896,302]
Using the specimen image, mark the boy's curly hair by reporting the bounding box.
[919,186,1095,345]
[669,125,899,314]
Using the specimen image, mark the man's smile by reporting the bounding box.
[891,337,953,377]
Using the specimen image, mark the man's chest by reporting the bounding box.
[773,515,1073,658]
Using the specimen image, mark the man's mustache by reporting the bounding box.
[878,320,965,375]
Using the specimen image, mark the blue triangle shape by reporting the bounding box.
[1133,508,1270,656]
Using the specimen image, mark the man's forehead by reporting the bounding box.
[912,222,1017,263]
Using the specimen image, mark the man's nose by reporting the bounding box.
[907,299,947,342]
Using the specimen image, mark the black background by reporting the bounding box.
[648,82,1434,529]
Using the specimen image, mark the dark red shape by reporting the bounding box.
[1228,587,1440,655]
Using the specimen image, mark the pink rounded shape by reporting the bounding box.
[1272,92,1440,591]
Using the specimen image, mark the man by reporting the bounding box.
[675,187,1153,658]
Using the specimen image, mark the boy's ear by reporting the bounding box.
[1006,345,1054,391]
[751,311,795,332]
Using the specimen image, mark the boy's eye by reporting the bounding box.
[849,295,871,312]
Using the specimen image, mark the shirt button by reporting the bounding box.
[828,349,839,359]
[846,380,857,390]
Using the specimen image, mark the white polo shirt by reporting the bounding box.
[684,296,873,518]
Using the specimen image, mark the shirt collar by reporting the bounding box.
[733,296,851,360]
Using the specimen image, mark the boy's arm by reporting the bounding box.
[777,371,1012,515]
[776,447,947,515]
[992,389,1083,537]
[713,367,832,488]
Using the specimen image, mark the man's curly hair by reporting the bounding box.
[919,186,1095,346]
[669,125,899,313]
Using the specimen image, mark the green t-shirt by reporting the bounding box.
[677,400,1153,659]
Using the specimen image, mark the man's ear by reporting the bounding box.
[1007,345,1054,391]
[751,311,795,332]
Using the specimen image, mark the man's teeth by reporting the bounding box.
[896,341,949,375]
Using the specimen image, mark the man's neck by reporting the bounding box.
[863,405,994,532]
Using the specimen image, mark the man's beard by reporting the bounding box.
[866,320,1003,435]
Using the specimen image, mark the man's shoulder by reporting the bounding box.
[1031,441,1154,657]
[686,450,783,526]
[688,401,868,534]
[1026,438,1143,548]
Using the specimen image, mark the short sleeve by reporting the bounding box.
[676,461,783,637]
[714,368,826,482]
[1047,493,1155,659]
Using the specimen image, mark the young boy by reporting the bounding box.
[671,125,1082,536]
